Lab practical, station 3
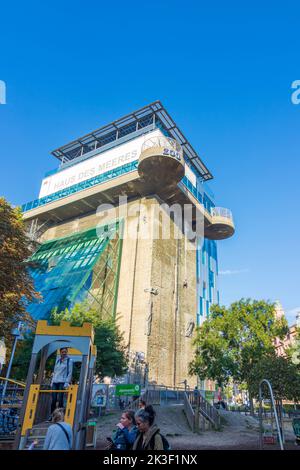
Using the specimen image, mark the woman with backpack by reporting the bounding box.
[133,406,166,450]
[43,408,72,450]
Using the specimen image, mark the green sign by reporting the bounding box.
[205,391,215,402]
[116,384,141,396]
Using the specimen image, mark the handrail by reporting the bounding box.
[198,394,221,430]
[0,377,26,388]
[183,392,195,432]
[259,379,284,450]
[0,403,22,409]
[185,391,221,430]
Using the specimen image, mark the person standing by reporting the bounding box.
[133,406,164,450]
[48,347,73,420]
[43,408,72,450]
[193,386,200,403]
[138,399,146,410]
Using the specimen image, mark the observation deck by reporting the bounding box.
[22,134,234,241]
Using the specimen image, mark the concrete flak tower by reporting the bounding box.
[21,102,234,387]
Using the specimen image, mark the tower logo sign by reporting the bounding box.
[0,80,6,104]
[163,147,182,161]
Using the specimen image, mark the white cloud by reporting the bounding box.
[219,269,249,276]
[285,307,300,326]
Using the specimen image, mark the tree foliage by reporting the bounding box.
[51,301,128,379]
[286,326,300,367]
[248,354,300,401]
[11,332,35,381]
[0,198,39,344]
[189,299,289,390]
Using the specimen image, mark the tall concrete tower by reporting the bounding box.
[22,102,234,387]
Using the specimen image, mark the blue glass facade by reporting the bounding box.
[27,222,123,321]
[183,162,219,325]
[196,237,219,325]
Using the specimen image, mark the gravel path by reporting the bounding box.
[94,404,300,451]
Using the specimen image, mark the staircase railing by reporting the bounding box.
[185,391,221,431]
[198,394,221,430]
[183,392,195,432]
[129,385,220,432]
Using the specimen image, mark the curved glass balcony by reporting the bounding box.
[206,206,235,240]
[211,207,233,221]
[141,135,183,157]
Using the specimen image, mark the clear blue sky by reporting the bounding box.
[1,1,300,324]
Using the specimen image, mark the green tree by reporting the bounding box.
[189,299,288,412]
[0,198,39,344]
[11,332,56,382]
[286,326,300,367]
[51,301,128,379]
[11,332,35,381]
[248,354,300,402]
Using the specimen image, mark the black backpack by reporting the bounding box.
[149,430,170,451]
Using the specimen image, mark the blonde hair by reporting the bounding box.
[52,408,64,423]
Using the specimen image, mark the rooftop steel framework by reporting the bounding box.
[51,101,213,181]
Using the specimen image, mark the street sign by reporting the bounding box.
[91,384,107,408]
[115,384,141,397]
[205,391,215,402]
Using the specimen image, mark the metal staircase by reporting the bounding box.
[183,391,221,432]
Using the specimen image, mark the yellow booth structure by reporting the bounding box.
[15,320,96,450]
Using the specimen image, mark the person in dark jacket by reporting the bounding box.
[111,410,138,450]
[133,406,163,450]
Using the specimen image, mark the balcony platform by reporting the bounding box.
[23,142,234,240]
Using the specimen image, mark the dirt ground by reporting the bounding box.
[95,404,300,451]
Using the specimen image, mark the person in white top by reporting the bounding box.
[48,347,73,421]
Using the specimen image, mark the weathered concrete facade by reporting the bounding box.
[38,196,197,387]
[22,102,234,388]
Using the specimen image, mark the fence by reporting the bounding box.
[129,387,161,411]
[0,378,25,438]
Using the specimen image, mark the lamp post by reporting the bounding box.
[0,322,24,404]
